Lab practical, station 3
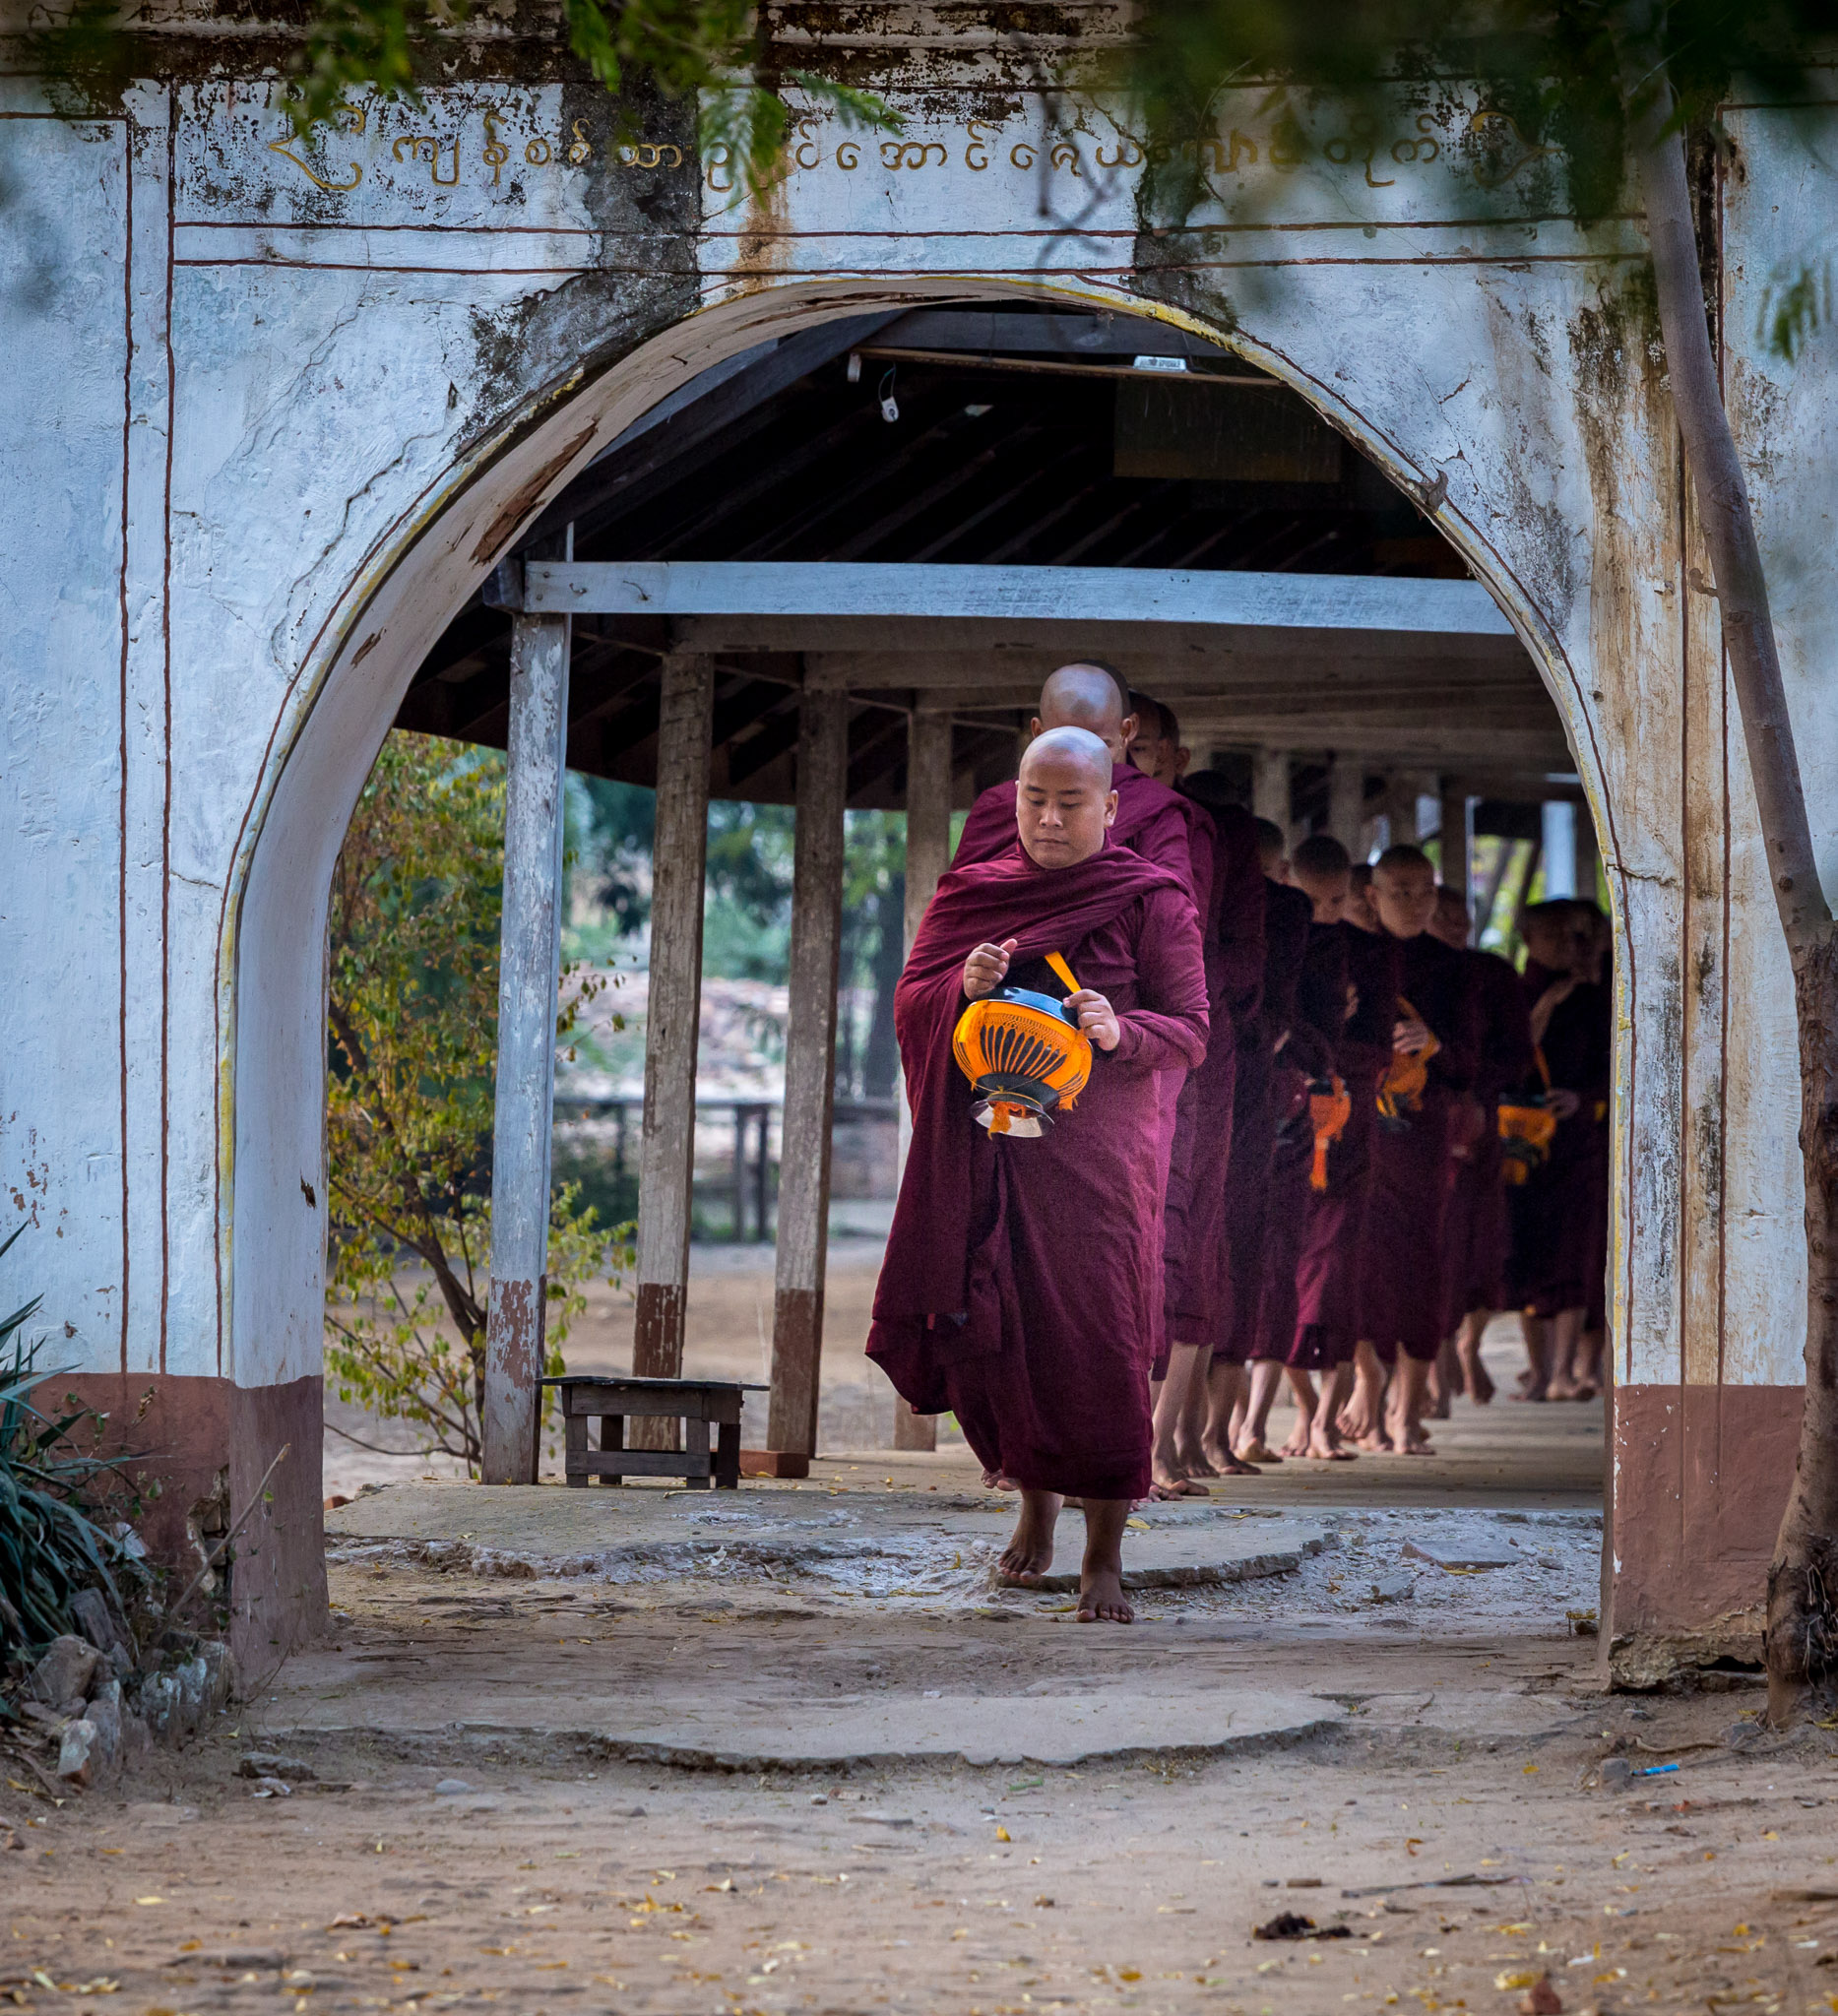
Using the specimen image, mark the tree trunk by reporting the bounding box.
[1630,86,1838,1722]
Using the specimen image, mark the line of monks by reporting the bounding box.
[867,664,1612,1623]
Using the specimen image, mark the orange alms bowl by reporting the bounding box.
[952,985,1093,1138]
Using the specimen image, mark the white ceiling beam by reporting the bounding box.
[521,561,1517,649]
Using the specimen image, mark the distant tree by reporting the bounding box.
[1121,0,1836,1719]
[325,732,627,1475]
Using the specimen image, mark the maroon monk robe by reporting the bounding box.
[959,763,1213,1374]
[1439,949,1537,1336]
[1506,961,1613,1318]
[1217,878,1312,1364]
[1255,921,1349,1370]
[867,841,1209,1503]
[1582,948,1615,1331]
[1357,931,1480,1362]
[1292,922,1402,1367]
[1160,790,1265,1367]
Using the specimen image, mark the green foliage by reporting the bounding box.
[0,1225,135,1670]
[324,731,630,1475]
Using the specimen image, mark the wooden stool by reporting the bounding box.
[540,1376,763,1489]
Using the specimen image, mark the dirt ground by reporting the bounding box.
[6,1590,1836,2016]
[11,1432,1837,2016]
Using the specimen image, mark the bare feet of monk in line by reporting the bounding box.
[1075,1498,1134,1624]
[997,1489,1061,1586]
[1173,1433,1218,1479]
[982,1470,1020,1490]
[1199,1434,1258,1477]
[1456,1314,1495,1404]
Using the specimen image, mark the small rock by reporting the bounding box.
[1401,1541,1516,1573]
[237,1752,316,1782]
[250,1778,292,1798]
[324,1494,352,1510]
[1626,1706,1654,1722]
[1597,1757,1633,1789]
[432,1779,473,1796]
[70,1589,126,1658]
[1369,1573,1415,1604]
[56,1719,99,1785]
[86,1682,123,1776]
[29,1636,100,1707]
[1519,1974,1562,2015]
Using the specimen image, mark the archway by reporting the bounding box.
[237,272,1634,1654]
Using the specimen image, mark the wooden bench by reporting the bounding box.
[540,1375,765,1489]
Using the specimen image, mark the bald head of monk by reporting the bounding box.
[1371,844,1438,940]
[1291,833,1352,925]
[1015,726,1118,869]
[1521,899,1577,974]
[1127,696,1188,785]
[1428,885,1472,950]
[1030,663,1138,766]
[1253,817,1290,882]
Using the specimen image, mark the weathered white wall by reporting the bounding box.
[2,65,1830,1437]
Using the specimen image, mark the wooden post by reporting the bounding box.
[1252,748,1291,841]
[1439,788,1472,910]
[893,707,954,1453]
[768,686,849,1459]
[631,652,713,1446]
[1327,753,1364,856]
[481,607,571,1485]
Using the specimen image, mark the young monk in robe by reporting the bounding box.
[1506,901,1612,1402]
[1571,900,1615,1391]
[1216,821,1313,1467]
[868,728,1209,1622]
[1238,837,1349,1460]
[1335,861,1402,1448]
[1351,845,1480,1455]
[1427,887,1537,1408]
[952,666,1213,1491]
[1126,701,1266,1489]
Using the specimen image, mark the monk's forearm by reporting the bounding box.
[1111,1009,1209,1074]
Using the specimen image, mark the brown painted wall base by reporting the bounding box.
[1607,1381,1803,1686]
[44,1371,328,1673]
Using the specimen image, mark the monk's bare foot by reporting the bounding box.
[1277,1421,1311,1459]
[982,1469,1020,1491]
[1077,1568,1134,1623]
[1306,1431,1357,1461]
[996,1490,1059,1586]
[1569,1379,1599,1402]
[1149,1477,1209,1499]
[1174,1439,1219,1479]
[1461,1354,1495,1405]
[1200,1437,1256,1476]
[1236,1439,1283,1465]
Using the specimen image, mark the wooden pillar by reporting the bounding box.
[1327,753,1363,856]
[767,687,848,1459]
[631,652,713,1444]
[1252,748,1291,840]
[1439,788,1472,908]
[481,607,571,1484]
[893,707,954,1453]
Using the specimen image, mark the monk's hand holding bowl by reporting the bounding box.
[1392,1014,1430,1056]
[964,937,1019,1000]
[1065,987,1121,1052]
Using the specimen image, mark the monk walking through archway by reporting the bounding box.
[868,728,1209,1622]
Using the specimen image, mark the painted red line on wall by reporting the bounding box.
[160,93,176,1377]
[117,118,133,1378]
